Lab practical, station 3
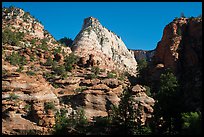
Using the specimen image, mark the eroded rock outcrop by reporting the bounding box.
[2,7,155,135]
[131,49,155,62]
[153,17,202,72]
[72,17,137,75]
[2,7,72,55]
[67,82,155,123]
[131,84,155,125]
[2,71,59,134]
[148,17,202,111]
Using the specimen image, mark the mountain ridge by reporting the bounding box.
[73,16,138,75]
[2,6,202,135]
[2,7,155,135]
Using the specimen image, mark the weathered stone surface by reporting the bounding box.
[2,6,158,135]
[153,17,202,72]
[131,49,155,62]
[101,78,120,88]
[2,110,51,135]
[70,89,121,120]
[80,78,101,86]
[132,84,146,93]
[131,85,155,125]
[111,85,123,96]
[147,17,202,111]
[90,84,110,92]
[72,17,137,75]
[55,77,82,84]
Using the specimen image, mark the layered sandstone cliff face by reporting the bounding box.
[2,7,71,135]
[150,17,202,111]
[2,7,44,39]
[2,7,72,54]
[72,17,137,75]
[153,17,202,73]
[2,7,154,135]
[131,49,155,61]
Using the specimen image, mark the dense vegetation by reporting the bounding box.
[2,28,24,46]
[51,65,201,135]
[58,37,73,48]
[136,59,202,135]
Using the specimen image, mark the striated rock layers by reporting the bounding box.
[69,82,155,124]
[2,7,155,135]
[2,71,59,134]
[2,7,72,55]
[72,17,137,75]
[131,49,155,62]
[153,17,202,73]
[149,17,202,111]
[2,7,45,39]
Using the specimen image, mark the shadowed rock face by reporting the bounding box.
[153,17,202,73]
[130,49,155,62]
[148,17,202,111]
[131,84,155,125]
[72,17,138,76]
[69,84,155,123]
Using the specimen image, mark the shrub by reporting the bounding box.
[53,107,88,135]
[118,72,126,81]
[44,102,55,112]
[26,70,35,76]
[6,52,27,66]
[8,93,19,100]
[181,111,201,135]
[36,38,48,50]
[2,28,24,46]
[24,104,31,111]
[64,53,79,71]
[61,73,68,79]
[2,69,8,77]
[23,12,30,20]
[74,86,87,93]
[53,65,66,76]
[16,65,24,72]
[44,56,53,66]
[137,59,147,71]
[85,73,97,79]
[177,28,182,36]
[52,83,59,88]
[180,12,185,18]
[38,43,48,51]
[54,111,69,135]
[58,37,73,47]
[30,38,36,46]
[53,46,62,55]
[65,65,73,72]
[107,71,117,78]
[43,72,56,80]
[144,85,151,96]
[30,55,35,62]
[91,66,100,75]
[197,14,202,18]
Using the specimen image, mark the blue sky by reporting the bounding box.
[2,2,202,50]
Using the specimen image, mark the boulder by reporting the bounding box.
[101,78,120,88]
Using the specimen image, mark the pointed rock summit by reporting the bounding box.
[73,17,137,75]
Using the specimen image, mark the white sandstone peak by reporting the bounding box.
[73,17,137,75]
